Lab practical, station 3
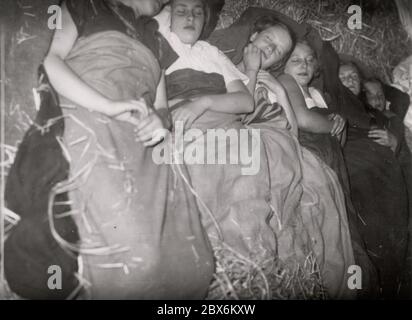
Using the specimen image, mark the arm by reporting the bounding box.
[278,74,334,133]
[43,2,143,117]
[197,79,254,114]
[254,71,299,136]
[172,80,254,129]
[275,89,299,136]
[153,71,172,130]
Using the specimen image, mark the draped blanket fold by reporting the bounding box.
[7,31,215,300]
[167,69,356,299]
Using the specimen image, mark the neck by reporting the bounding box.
[300,83,309,94]
[116,0,139,17]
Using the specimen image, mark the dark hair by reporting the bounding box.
[252,15,297,73]
[363,77,384,89]
[339,61,362,80]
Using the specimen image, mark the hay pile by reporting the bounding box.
[206,240,326,300]
[218,0,411,83]
[2,0,409,300]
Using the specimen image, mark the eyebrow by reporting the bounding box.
[174,3,203,9]
[174,4,188,9]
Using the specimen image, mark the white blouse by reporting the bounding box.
[297,84,329,110]
[154,6,249,86]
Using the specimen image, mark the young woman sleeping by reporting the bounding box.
[339,60,411,298]
[155,0,356,299]
[6,0,215,299]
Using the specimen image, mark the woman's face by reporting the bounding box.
[284,43,317,86]
[339,64,361,96]
[250,26,293,70]
[129,0,167,16]
[171,0,205,45]
[364,81,386,112]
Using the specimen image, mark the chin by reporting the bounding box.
[179,33,198,45]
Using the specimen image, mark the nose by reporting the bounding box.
[186,12,194,22]
[347,77,356,86]
[300,60,308,68]
[264,45,273,57]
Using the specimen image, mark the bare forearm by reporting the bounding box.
[279,74,333,133]
[199,92,254,114]
[275,90,298,136]
[44,54,110,112]
[245,70,258,96]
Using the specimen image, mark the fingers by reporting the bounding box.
[244,44,261,71]
[329,115,346,136]
[336,120,346,135]
[330,120,339,136]
[368,130,387,139]
[135,115,154,132]
[331,117,345,136]
[373,138,389,147]
[246,44,259,54]
[125,99,147,114]
[114,111,139,125]
[135,123,164,143]
[143,129,168,147]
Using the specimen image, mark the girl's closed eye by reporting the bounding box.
[306,57,315,64]
[193,9,204,16]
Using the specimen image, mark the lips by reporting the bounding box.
[184,25,195,30]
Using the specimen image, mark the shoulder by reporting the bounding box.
[196,41,235,65]
[64,0,110,35]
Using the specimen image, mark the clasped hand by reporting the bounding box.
[104,98,168,147]
[172,98,207,130]
[368,128,398,152]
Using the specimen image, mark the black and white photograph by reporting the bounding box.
[0,0,412,307]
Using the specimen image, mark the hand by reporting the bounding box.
[328,113,346,137]
[256,70,284,94]
[173,99,206,130]
[104,99,148,122]
[368,129,398,152]
[243,44,261,73]
[134,111,168,147]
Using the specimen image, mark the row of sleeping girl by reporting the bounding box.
[40,0,387,299]
[45,0,401,162]
[44,0,345,145]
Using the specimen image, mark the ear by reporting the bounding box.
[249,32,258,42]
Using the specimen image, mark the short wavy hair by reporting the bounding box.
[252,15,297,73]
[295,40,320,79]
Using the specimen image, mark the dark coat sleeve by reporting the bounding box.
[385,84,410,120]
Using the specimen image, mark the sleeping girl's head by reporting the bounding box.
[170,0,209,45]
[249,16,295,71]
[284,41,318,87]
[115,0,168,16]
[339,62,362,96]
[363,79,386,112]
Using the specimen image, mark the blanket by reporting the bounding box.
[166,68,356,299]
